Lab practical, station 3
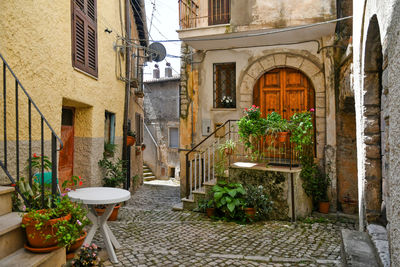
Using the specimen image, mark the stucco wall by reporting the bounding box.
[0,1,144,187]
[353,0,399,264]
[196,0,336,29]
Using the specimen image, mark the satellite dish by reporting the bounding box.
[148,42,166,62]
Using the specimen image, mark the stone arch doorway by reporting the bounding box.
[253,67,315,121]
[362,15,385,224]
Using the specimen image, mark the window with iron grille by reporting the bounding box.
[208,0,230,26]
[213,63,236,108]
[71,0,98,77]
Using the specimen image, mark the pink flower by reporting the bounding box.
[256,106,259,109]
[78,176,81,180]
[77,220,82,226]
[92,243,98,249]
[84,243,89,248]
[22,205,26,211]
[61,193,66,197]
[310,108,315,112]
[252,105,256,108]
[65,188,71,192]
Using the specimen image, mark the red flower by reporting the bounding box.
[78,176,81,180]
[244,108,248,111]
[310,108,315,112]
[79,181,83,186]
[11,183,16,187]
[33,153,37,158]
[256,106,259,109]
[252,105,256,108]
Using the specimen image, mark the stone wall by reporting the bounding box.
[228,167,312,220]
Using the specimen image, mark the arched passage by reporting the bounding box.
[362,15,385,224]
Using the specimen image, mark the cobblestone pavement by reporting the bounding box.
[94,183,355,266]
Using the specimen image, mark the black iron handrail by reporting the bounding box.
[0,53,63,208]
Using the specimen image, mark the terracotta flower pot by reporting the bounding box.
[22,211,71,248]
[319,201,330,214]
[278,132,289,143]
[224,148,233,155]
[141,144,146,151]
[244,207,256,220]
[206,208,215,218]
[127,136,136,146]
[95,204,120,221]
[67,231,87,253]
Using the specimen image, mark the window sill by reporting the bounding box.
[211,108,237,111]
[73,67,98,80]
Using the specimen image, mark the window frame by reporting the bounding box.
[104,111,115,144]
[71,0,98,77]
[213,62,236,109]
[168,127,179,148]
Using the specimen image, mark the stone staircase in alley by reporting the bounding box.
[143,164,156,181]
[0,186,66,267]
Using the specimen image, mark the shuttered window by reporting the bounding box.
[135,113,143,144]
[72,0,98,77]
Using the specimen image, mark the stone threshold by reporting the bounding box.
[230,161,301,173]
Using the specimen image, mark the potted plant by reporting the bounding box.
[126,130,136,146]
[104,142,117,158]
[218,139,236,155]
[244,185,273,221]
[196,198,216,218]
[266,112,290,143]
[211,181,246,221]
[220,96,234,108]
[141,143,146,151]
[72,243,102,266]
[341,194,357,214]
[97,158,127,221]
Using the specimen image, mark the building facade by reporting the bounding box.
[0,0,149,191]
[143,65,180,180]
[177,0,356,213]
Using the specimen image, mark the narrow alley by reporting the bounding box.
[97,182,355,266]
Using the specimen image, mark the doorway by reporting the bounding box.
[59,108,75,188]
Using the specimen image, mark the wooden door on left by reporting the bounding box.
[58,108,75,188]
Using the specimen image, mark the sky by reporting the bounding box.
[143,0,181,80]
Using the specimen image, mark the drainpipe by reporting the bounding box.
[122,0,131,190]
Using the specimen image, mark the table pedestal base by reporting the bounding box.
[84,204,121,263]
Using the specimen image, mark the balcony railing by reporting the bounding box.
[185,120,303,199]
[179,0,199,29]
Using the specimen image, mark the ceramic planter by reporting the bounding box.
[22,211,71,249]
[95,204,121,221]
[318,201,330,214]
[206,208,215,218]
[244,207,256,220]
[224,148,233,155]
[127,136,136,146]
[278,132,289,143]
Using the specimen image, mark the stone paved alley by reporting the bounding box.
[96,182,355,266]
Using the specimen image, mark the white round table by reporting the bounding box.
[68,187,131,263]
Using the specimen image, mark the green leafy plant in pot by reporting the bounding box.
[244,185,273,221]
[97,158,127,220]
[266,112,290,143]
[218,139,236,156]
[211,181,246,221]
[126,130,136,146]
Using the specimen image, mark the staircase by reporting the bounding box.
[0,54,65,266]
[0,186,65,266]
[143,164,156,181]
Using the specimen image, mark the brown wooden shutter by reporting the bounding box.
[72,0,97,77]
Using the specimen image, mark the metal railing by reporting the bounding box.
[179,0,199,29]
[0,53,63,208]
[185,120,302,199]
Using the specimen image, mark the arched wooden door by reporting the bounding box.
[254,68,315,121]
[253,68,315,164]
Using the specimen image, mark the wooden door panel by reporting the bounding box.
[262,90,281,116]
[285,89,306,119]
[263,70,280,88]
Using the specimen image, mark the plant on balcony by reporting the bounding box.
[238,106,268,161]
[289,110,314,154]
[266,112,290,142]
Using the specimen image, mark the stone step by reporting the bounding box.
[182,197,196,210]
[341,229,379,267]
[172,202,183,211]
[0,247,66,267]
[193,187,206,203]
[0,212,25,259]
[143,172,155,177]
[144,176,157,181]
[0,186,14,217]
[367,224,390,267]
